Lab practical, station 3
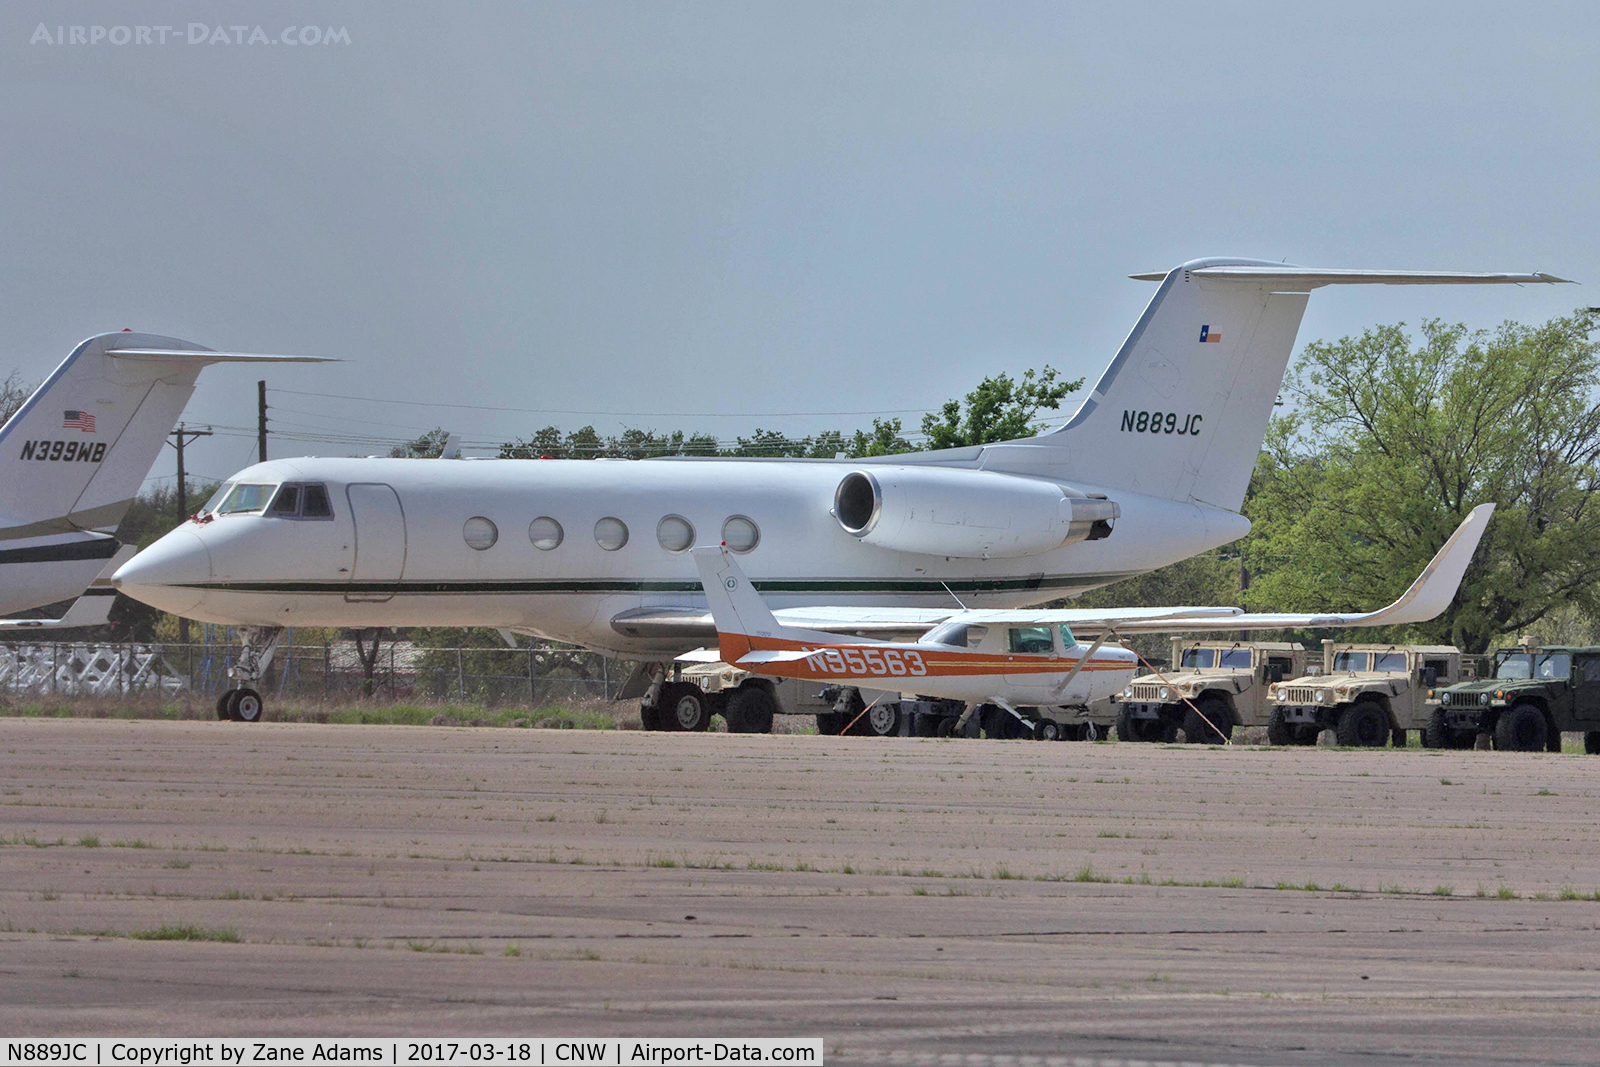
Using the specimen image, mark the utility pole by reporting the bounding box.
[166,423,213,644]
[257,380,268,463]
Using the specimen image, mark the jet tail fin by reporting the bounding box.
[0,333,331,541]
[971,261,1568,513]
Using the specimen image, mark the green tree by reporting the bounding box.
[0,371,32,425]
[921,366,1083,450]
[389,428,453,458]
[1242,314,1600,652]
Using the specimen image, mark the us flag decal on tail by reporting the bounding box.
[62,410,96,432]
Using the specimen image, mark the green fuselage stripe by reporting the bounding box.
[170,573,1140,597]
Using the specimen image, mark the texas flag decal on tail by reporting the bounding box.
[1198,325,1222,343]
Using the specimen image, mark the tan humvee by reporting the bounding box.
[1266,641,1468,748]
[1112,640,1308,743]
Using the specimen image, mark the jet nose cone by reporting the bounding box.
[114,526,212,615]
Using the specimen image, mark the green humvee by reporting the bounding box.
[1426,645,1600,752]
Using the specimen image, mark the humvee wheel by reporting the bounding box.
[1183,698,1232,744]
[1586,732,1600,755]
[725,686,776,734]
[815,712,845,735]
[1266,708,1294,747]
[1494,703,1548,752]
[1336,701,1389,747]
[1115,708,1135,742]
[1422,710,1450,750]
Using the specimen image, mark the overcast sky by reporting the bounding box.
[3,2,1595,485]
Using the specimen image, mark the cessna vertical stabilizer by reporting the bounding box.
[112,258,1561,721]
[0,332,330,616]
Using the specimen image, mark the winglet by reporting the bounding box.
[1341,503,1495,627]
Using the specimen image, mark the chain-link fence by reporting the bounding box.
[0,635,632,707]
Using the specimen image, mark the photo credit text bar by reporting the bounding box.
[2,1041,824,1067]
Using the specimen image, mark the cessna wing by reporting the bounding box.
[681,504,1492,642]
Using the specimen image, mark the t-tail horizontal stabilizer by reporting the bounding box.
[0,544,134,631]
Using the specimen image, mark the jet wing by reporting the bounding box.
[1006,505,1494,635]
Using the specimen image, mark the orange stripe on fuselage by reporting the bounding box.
[718,632,1129,681]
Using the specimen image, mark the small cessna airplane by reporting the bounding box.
[686,504,1494,734]
[0,331,329,621]
[110,258,1560,721]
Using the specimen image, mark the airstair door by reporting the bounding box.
[345,483,406,602]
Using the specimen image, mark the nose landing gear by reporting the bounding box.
[216,626,283,723]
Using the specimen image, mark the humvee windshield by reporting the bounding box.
[1181,648,1215,669]
[1334,652,1368,672]
[1373,652,1408,672]
[1218,649,1251,669]
[1494,651,1571,680]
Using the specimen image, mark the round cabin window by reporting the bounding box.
[463,516,498,551]
[722,515,760,554]
[656,515,695,553]
[528,516,564,551]
[594,516,629,552]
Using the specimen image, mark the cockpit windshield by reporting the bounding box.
[214,483,277,515]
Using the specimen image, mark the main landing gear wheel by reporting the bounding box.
[661,683,712,732]
[1035,719,1063,741]
[229,688,263,723]
[863,701,901,737]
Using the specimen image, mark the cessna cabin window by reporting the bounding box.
[923,622,988,648]
[1057,624,1077,648]
[264,482,335,520]
[1008,626,1054,654]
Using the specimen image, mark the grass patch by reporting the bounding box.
[131,924,240,942]
[76,835,100,848]
[1072,863,1110,884]
[1497,885,1518,900]
[1432,884,1454,897]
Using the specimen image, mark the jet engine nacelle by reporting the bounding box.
[833,467,1119,559]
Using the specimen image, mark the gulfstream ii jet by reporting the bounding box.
[0,332,329,619]
[111,258,1565,721]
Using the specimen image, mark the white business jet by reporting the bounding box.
[0,332,330,620]
[111,259,1562,721]
[683,505,1492,734]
